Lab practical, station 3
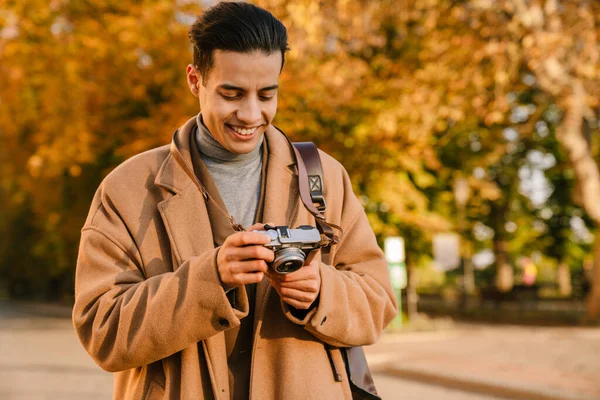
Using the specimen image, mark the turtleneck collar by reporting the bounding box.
[195,114,264,163]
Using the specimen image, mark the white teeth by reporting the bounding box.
[231,126,258,136]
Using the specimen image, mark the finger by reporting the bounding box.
[219,266,266,289]
[280,287,317,302]
[279,279,320,293]
[239,245,275,263]
[233,271,265,286]
[230,259,269,275]
[226,231,272,247]
[279,271,310,283]
[279,266,319,282]
[225,244,274,263]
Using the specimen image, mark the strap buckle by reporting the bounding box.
[313,194,327,213]
[308,174,326,212]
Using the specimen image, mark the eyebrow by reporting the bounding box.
[218,84,279,92]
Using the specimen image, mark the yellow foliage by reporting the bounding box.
[1,0,599,295]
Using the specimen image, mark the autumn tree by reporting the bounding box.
[1,0,598,322]
[0,0,203,298]
[506,0,600,319]
[450,0,600,318]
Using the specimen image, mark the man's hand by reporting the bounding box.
[217,223,274,289]
[267,250,321,310]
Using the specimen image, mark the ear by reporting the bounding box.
[186,65,201,97]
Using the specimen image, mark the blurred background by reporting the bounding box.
[1,0,600,399]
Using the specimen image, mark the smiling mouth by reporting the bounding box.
[227,124,260,137]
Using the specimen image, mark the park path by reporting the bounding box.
[1,301,599,399]
[366,322,600,400]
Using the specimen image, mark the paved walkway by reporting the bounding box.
[1,301,599,399]
[373,374,504,400]
[0,310,112,399]
[365,323,600,400]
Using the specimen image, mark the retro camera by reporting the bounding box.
[254,225,321,274]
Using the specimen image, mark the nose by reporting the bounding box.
[236,98,262,125]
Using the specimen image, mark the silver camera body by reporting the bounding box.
[254,225,321,274]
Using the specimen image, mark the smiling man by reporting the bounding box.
[189,49,281,155]
[73,2,397,400]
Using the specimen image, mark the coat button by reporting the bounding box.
[219,317,230,328]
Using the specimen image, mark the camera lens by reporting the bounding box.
[277,259,303,274]
[273,248,305,274]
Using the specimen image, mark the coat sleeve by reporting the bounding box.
[72,194,248,373]
[282,165,398,347]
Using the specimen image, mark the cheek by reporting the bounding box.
[204,97,233,118]
[265,100,278,119]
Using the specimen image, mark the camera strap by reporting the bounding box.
[291,142,342,260]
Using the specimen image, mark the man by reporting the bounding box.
[73,2,397,399]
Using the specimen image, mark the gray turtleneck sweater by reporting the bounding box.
[195,115,263,228]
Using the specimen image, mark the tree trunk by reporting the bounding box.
[556,82,600,223]
[405,259,419,319]
[586,235,600,320]
[554,81,600,320]
[557,262,572,297]
[490,201,514,292]
[494,240,514,292]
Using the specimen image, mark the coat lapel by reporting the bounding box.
[155,117,215,269]
[156,186,214,269]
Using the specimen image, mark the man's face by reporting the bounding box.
[187,50,282,154]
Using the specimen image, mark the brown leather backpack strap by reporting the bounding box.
[291,144,325,219]
[292,142,326,212]
[291,143,342,258]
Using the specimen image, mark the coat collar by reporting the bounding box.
[155,117,297,197]
[154,116,200,195]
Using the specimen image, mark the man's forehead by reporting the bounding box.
[206,50,282,87]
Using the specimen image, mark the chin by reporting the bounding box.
[223,139,252,154]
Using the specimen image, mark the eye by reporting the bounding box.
[259,92,276,101]
[219,92,241,101]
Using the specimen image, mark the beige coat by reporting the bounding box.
[73,117,398,400]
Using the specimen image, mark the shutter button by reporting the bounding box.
[219,317,230,328]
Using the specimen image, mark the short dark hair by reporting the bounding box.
[189,2,289,83]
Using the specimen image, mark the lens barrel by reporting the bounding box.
[273,248,305,274]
